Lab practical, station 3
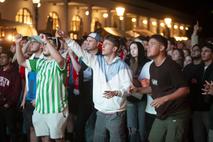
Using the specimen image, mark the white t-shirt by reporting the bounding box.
[138,60,156,115]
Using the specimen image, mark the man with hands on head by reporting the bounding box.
[16,33,68,142]
[57,29,132,142]
[17,35,44,142]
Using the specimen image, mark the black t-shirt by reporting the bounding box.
[150,57,189,119]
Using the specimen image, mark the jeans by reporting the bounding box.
[127,99,146,142]
[94,111,126,142]
[85,110,97,142]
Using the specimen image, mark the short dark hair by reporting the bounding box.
[202,43,213,52]
[150,34,168,49]
[104,34,120,48]
[136,36,149,41]
[1,48,13,58]
[168,37,176,46]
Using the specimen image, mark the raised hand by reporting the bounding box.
[15,34,23,46]
[39,33,48,43]
[57,28,68,39]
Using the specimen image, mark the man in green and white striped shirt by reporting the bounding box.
[27,58,67,114]
[15,34,68,142]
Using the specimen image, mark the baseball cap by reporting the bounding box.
[29,36,43,44]
[88,32,101,42]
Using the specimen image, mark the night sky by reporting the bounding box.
[144,0,213,38]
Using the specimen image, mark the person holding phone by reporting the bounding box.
[16,34,68,142]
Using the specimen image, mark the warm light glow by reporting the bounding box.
[2,32,5,37]
[180,26,184,30]
[152,21,157,26]
[85,10,89,16]
[131,18,137,23]
[164,17,172,27]
[32,0,40,4]
[7,34,15,41]
[0,0,5,3]
[103,13,108,18]
[160,23,165,27]
[185,27,189,30]
[119,16,124,20]
[174,36,188,41]
[37,2,41,7]
[142,20,148,25]
[174,25,178,29]
[116,7,125,17]
[26,21,32,25]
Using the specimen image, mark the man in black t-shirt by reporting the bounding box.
[147,35,190,142]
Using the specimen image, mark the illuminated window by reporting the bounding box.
[149,18,157,33]
[49,12,60,30]
[138,16,148,29]
[15,8,32,25]
[71,15,81,32]
[159,20,165,36]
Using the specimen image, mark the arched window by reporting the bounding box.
[49,12,60,30]
[71,15,81,32]
[70,15,82,39]
[15,8,32,25]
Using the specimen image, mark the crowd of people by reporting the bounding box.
[0,22,213,142]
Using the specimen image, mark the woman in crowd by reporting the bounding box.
[125,41,149,142]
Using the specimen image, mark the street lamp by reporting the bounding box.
[103,13,108,26]
[85,10,89,16]
[32,0,40,30]
[32,0,40,4]
[164,17,172,38]
[103,13,108,18]
[164,17,172,28]
[116,7,125,17]
[0,0,5,3]
[116,7,125,30]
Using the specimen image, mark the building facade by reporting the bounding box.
[0,0,191,40]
